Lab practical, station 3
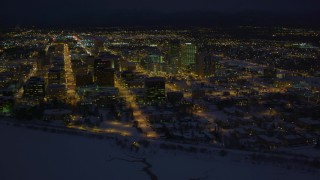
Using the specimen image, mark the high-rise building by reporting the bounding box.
[145,77,166,105]
[50,56,65,69]
[23,77,45,99]
[147,54,164,64]
[98,52,121,71]
[167,40,180,64]
[46,84,67,102]
[94,59,112,72]
[180,43,197,67]
[48,68,64,85]
[71,59,88,75]
[92,87,119,108]
[37,50,50,70]
[166,40,180,73]
[96,68,114,87]
[93,59,115,87]
[195,52,219,77]
[120,71,144,88]
[143,54,166,74]
[75,74,93,87]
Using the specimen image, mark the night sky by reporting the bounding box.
[1,0,320,27]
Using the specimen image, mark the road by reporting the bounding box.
[63,43,78,105]
[115,77,158,139]
[72,35,93,56]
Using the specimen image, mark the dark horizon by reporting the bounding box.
[1,0,320,28]
[1,11,320,29]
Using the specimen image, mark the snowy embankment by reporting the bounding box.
[0,122,319,180]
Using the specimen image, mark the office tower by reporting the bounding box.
[98,52,121,71]
[94,59,112,72]
[145,77,166,105]
[93,87,119,108]
[96,68,115,87]
[147,54,164,64]
[50,56,65,69]
[37,50,50,70]
[71,59,88,75]
[120,71,144,88]
[166,40,180,73]
[143,54,165,74]
[46,84,67,102]
[94,58,112,81]
[75,74,93,87]
[93,59,115,87]
[196,52,219,77]
[23,77,45,99]
[48,68,63,85]
[180,43,197,67]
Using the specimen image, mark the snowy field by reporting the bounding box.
[0,123,319,180]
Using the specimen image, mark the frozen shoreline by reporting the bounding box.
[0,122,319,180]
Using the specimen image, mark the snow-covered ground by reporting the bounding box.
[0,123,319,180]
[278,146,320,158]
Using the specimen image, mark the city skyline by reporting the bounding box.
[0,1,320,179]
